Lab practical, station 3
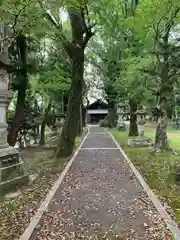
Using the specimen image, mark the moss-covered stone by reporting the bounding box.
[0,174,29,196]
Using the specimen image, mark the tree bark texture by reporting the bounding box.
[154,16,173,150]
[8,34,28,146]
[55,6,93,158]
[107,101,117,128]
[154,98,169,150]
[39,98,52,146]
[129,100,138,136]
[56,49,84,157]
[77,101,85,136]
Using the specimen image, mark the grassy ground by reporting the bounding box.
[111,126,180,223]
[144,123,180,150]
[0,132,87,240]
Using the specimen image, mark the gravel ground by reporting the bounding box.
[82,134,117,149]
[88,126,107,134]
[29,127,172,240]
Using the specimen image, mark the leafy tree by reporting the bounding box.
[34,46,71,145]
[0,0,46,146]
[132,0,180,150]
[87,0,142,135]
[37,0,95,157]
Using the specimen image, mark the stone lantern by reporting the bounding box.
[136,110,147,137]
[128,108,153,147]
[116,102,127,131]
[55,113,65,133]
[0,26,28,195]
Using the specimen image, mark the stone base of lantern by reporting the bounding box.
[0,146,29,196]
[51,126,58,137]
[55,124,62,133]
[116,124,126,131]
[128,136,153,148]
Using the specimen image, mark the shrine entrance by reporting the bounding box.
[86,99,109,124]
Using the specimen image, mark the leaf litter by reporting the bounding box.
[0,147,66,240]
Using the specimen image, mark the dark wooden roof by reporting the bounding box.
[87,99,109,110]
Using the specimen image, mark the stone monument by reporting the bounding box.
[0,26,28,195]
[116,102,127,131]
[55,113,65,133]
[137,113,146,137]
[128,109,153,147]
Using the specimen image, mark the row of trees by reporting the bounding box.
[88,0,180,150]
[0,0,95,157]
[0,0,180,157]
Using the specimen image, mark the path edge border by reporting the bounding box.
[107,129,180,240]
[19,131,89,240]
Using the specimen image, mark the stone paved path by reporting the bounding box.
[29,127,172,240]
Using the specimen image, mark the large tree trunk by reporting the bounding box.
[82,104,86,127]
[39,98,52,146]
[39,122,46,146]
[45,5,93,158]
[77,100,85,135]
[129,100,138,136]
[56,50,84,158]
[107,101,117,128]
[7,34,28,146]
[154,17,172,151]
[8,90,26,146]
[154,99,169,150]
[55,5,93,158]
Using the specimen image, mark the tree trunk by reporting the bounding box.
[33,127,37,144]
[48,6,93,158]
[39,122,46,146]
[107,102,117,128]
[56,50,84,158]
[154,18,172,151]
[39,98,52,145]
[154,99,169,150]
[129,100,138,136]
[8,90,26,146]
[77,101,82,135]
[7,34,28,146]
[82,104,86,127]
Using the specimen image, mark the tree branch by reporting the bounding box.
[160,7,180,46]
[82,5,96,48]
[38,1,73,57]
[139,68,162,79]
[83,25,95,48]
[44,12,73,57]
[143,78,157,93]
[12,0,33,33]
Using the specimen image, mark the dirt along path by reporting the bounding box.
[22,126,173,239]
